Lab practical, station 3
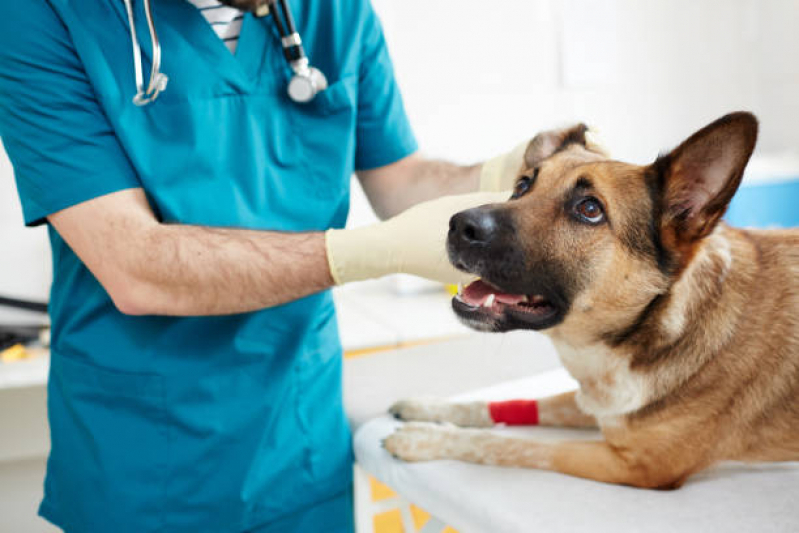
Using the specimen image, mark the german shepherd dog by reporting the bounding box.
[385,112,799,489]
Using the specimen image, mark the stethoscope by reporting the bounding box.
[122,0,328,106]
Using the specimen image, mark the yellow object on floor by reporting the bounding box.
[0,344,31,363]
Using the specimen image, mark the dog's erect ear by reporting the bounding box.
[654,112,758,244]
[524,124,591,168]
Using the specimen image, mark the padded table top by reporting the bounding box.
[343,331,562,429]
[354,366,799,533]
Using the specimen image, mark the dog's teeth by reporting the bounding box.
[484,294,496,308]
[521,295,529,303]
[457,283,464,295]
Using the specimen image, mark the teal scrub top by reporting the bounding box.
[0,1,417,532]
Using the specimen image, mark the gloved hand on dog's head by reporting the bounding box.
[480,125,609,192]
[325,190,509,285]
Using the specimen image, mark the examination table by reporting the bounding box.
[344,332,799,533]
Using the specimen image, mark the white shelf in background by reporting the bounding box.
[0,279,465,389]
[0,354,48,390]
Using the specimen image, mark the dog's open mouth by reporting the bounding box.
[452,279,562,331]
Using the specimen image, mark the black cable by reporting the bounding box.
[0,325,42,351]
[271,0,305,64]
[0,295,48,314]
[270,0,288,36]
[278,0,297,35]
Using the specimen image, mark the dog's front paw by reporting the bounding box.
[389,398,445,422]
[389,398,493,427]
[383,422,454,462]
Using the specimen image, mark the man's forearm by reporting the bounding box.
[358,154,481,219]
[122,225,333,316]
[48,189,335,317]
[400,158,481,205]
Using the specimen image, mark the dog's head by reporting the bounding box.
[449,112,758,341]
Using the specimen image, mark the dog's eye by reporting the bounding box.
[511,177,532,199]
[511,168,538,200]
[574,197,605,224]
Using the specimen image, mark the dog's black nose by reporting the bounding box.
[449,208,499,246]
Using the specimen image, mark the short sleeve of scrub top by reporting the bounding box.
[0,1,141,227]
[353,1,418,171]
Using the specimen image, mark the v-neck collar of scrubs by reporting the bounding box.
[110,0,272,95]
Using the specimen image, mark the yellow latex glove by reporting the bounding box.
[479,129,609,192]
[479,141,530,193]
[325,191,509,285]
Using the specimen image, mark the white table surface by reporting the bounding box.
[333,277,471,352]
[355,369,799,533]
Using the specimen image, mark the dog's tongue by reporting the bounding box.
[461,280,527,306]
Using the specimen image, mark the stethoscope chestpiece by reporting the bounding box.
[287,60,328,104]
[264,0,328,103]
[132,72,169,106]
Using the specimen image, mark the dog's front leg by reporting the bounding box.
[389,391,596,428]
[384,423,689,489]
[384,423,554,467]
[537,391,596,427]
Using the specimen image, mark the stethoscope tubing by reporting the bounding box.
[123,0,325,105]
[123,0,168,106]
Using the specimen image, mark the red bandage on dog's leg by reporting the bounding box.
[489,400,539,426]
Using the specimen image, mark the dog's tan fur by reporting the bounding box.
[385,113,799,489]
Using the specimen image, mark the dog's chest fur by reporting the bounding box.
[548,230,735,423]
[552,340,649,421]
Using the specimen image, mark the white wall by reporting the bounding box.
[371,0,799,166]
[0,145,51,302]
[1,0,798,292]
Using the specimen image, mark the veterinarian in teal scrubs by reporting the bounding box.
[0,1,519,532]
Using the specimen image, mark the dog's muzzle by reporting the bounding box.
[447,206,527,286]
[446,205,567,332]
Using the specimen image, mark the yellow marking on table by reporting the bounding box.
[369,476,459,532]
[343,335,464,360]
[410,504,430,529]
[373,508,404,533]
[370,477,398,501]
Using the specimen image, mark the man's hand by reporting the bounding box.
[479,140,530,193]
[479,127,609,192]
[325,190,509,285]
